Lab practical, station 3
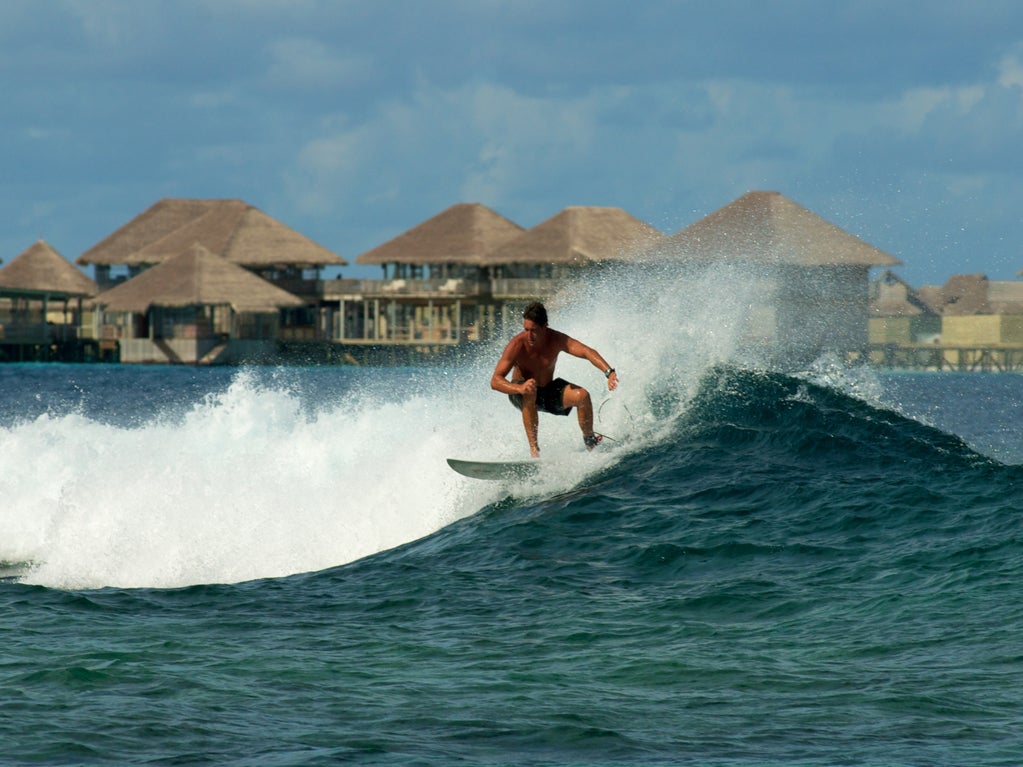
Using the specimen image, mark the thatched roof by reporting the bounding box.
[911,274,1023,316]
[915,285,946,315]
[870,270,934,317]
[488,206,663,265]
[78,198,346,269]
[652,191,900,267]
[0,239,98,297]
[94,243,306,313]
[356,203,524,266]
[939,274,990,316]
[986,280,1023,314]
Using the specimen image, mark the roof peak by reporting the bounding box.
[78,198,345,268]
[0,239,98,296]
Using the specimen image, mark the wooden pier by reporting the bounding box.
[867,344,1023,372]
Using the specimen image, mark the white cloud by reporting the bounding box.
[889,87,961,132]
[64,0,166,57]
[283,77,637,227]
[189,90,241,110]
[264,37,374,91]
[25,127,71,141]
[299,128,365,176]
[998,48,1023,89]
[65,0,136,47]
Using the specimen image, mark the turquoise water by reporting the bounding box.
[2,359,1022,766]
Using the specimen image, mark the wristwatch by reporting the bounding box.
[604,367,615,378]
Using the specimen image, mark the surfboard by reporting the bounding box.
[446,457,541,481]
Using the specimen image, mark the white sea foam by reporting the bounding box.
[0,362,645,589]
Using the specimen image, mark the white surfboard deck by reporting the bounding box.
[446,457,541,481]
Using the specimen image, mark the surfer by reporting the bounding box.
[491,301,619,458]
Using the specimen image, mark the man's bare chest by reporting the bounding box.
[516,347,559,377]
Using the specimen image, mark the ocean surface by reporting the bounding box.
[3,280,1023,765]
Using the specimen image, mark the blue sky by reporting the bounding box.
[2,0,1022,287]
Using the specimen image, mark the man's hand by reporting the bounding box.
[520,379,537,396]
[607,371,619,391]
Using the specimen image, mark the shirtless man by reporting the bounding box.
[491,301,619,457]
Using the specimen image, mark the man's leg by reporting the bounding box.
[561,383,595,441]
[520,387,540,457]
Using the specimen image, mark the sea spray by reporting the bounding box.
[536,257,800,436]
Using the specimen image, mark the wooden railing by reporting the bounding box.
[319,277,561,300]
[490,278,559,298]
[320,278,485,299]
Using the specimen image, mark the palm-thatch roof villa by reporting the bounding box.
[0,240,98,361]
[324,203,526,349]
[76,198,347,363]
[647,190,901,366]
[322,203,662,351]
[93,243,306,365]
[869,270,942,346]
[866,271,1023,371]
[482,205,664,334]
[78,198,346,297]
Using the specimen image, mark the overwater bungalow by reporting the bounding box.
[0,240,98,362]
[869,270,941,345]
[76,198,348,356]
[323,203,663,351]
[483,205,664,332]
[93,243,305,365]
[322,203,524,349]
[647,190,901,366]
[78,197,346,302]
[926,275,1023,370]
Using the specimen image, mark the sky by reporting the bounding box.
[2,0,1022,288]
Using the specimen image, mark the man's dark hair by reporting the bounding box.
[522,301,548,326]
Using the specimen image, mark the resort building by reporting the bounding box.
[76,198,346,363]
[869,270,942,345]
[320,203,662,360]
[92,243,306,365]
[320,203,524,355]
[869,272,1023,371]
[647,191,901,367]
[0,240,98,362]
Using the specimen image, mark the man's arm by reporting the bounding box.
[564,335,619,391]
[490,338,530,395]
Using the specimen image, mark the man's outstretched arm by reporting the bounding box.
[564,336,619,390]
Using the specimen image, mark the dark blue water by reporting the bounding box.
[2,363,1022,766]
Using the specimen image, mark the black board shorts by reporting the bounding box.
[508,378,573,416]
